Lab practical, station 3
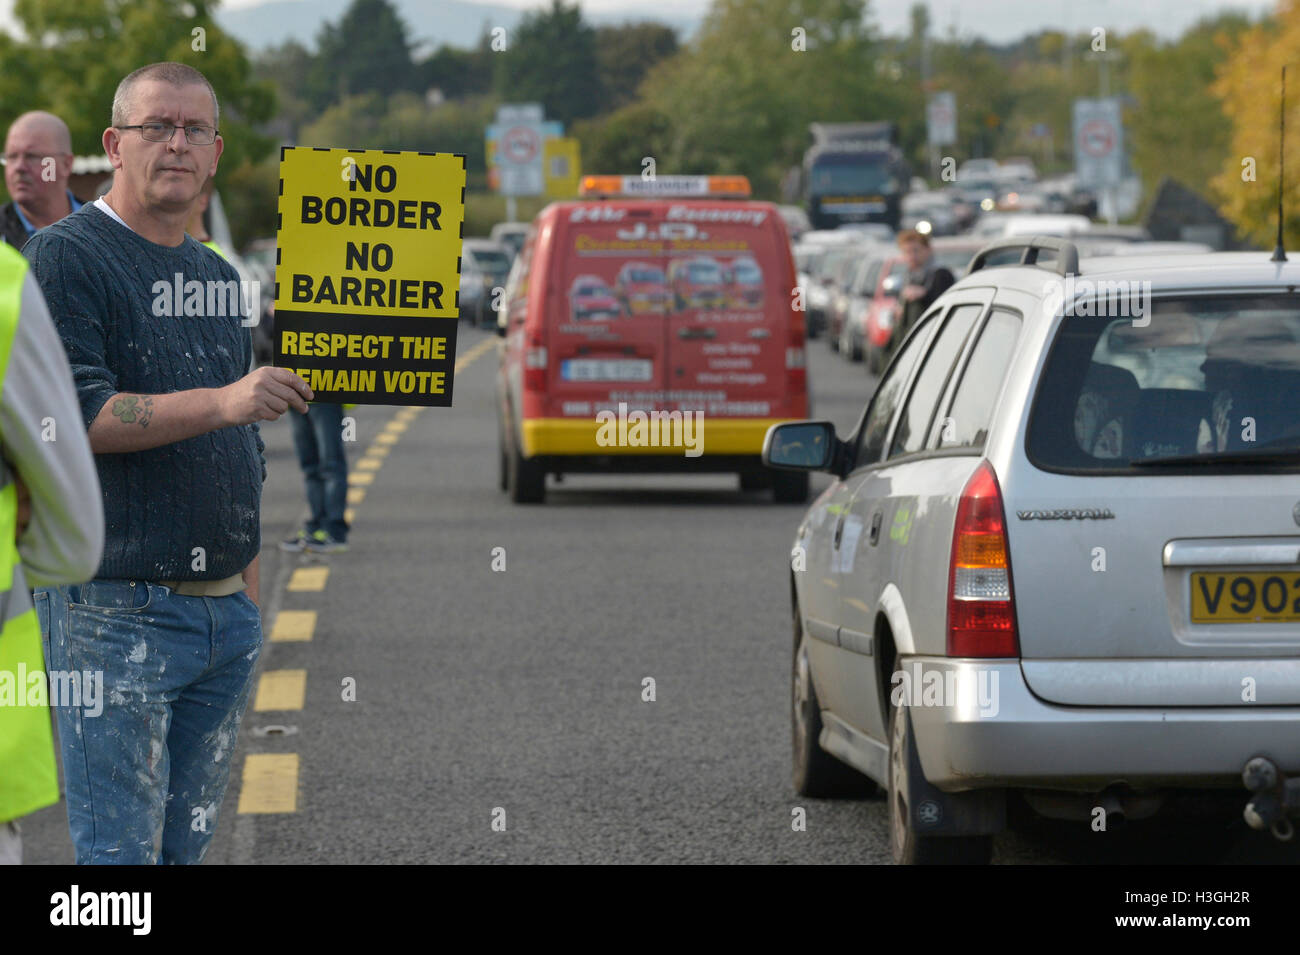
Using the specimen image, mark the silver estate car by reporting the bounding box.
[764,237,1300,864]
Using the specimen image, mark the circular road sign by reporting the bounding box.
[1079,119,1115,158]
[502,126,541,165]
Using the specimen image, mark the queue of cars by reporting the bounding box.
[798,166,1212,379]
[482,164,1299,864]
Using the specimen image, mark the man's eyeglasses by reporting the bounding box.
[116,123,219,145]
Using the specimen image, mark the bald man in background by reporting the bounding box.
[1,111,82,251]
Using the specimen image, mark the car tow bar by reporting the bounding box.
[1242,756,1300,841]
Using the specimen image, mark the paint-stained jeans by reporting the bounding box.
[34,580,262,865]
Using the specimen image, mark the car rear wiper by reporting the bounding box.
[1130,448,1300,467]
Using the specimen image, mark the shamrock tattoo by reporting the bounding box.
[111,395,155,428]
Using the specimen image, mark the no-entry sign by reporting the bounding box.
[1072,98,1123,189]
[273,146,467,406]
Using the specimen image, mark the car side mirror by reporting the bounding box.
[763,420,839,472]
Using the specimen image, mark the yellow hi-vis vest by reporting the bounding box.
[0,247,59,822]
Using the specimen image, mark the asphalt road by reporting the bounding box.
[22,324,1298,864]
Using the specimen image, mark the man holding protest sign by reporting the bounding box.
[25,61,313,864]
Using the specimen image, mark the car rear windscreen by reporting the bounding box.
[470,249,511,271]
[1027,295,1300,471]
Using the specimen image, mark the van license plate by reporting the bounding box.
[1190,571,1300,623]
[561,359,652,382]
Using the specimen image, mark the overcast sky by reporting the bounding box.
[0,0,1279,44]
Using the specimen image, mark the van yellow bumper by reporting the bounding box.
[520,417,794,457]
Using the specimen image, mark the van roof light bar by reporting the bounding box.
[578,175,751,199]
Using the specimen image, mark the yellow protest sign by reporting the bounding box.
[273,146,466,405]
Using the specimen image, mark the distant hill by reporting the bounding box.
[214,0,699,53]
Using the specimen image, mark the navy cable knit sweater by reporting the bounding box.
[24,202,265,581]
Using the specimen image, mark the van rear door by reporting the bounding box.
[663,203,796,420]
[545,204,669,419]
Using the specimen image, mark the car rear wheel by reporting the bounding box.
[792,602,880,798]
[507,436,545,504]
[772,470,809,503]
[888,684,993,865]
[840,323,863,362]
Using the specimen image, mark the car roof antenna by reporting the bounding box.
[1272,65,1288,263]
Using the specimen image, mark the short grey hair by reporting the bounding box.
[111,62,219,129]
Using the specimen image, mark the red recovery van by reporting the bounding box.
[496,175,809,504]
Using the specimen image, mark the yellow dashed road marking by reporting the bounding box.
[384,420,408,433]
[254,669,307,711]
[344,507,355,524]
[270,610,316,642]
[287,566,329,591]
[367,444,390,458]
[455,336,497,372]
[237,754,299,814]
[356,457,383,471]
[347,487,366,504]
[348,472,374,486]
[375,432,399,445]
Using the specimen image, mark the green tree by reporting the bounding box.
[220,156,280,249]
[573,102,675,176]
[299,92,494,183]
[493,0,600,126]
[594,23,679,112]
[638,0,906,197]
[251,39,316,142]
[1123,15,1251,212]
[5,0,275,173]
[422,33,495,100]
[305,0,420,111]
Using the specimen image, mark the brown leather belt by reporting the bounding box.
[157,573,247,597]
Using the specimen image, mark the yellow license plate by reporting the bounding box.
[1190,571,1300,623]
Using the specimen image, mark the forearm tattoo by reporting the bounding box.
[111,395,154,428]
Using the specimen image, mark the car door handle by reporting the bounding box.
[833,513,847,548]
[869,511,883,546]
[677,327,716,339]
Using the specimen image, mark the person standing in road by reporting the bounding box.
[279,400,351,555]
[24,61,314,864]
[0,241,103,865]
[1,112,82,251]
[892,229,955,351]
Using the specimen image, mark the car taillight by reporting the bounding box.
[524,340,547,392]
[947,462,1019,657]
